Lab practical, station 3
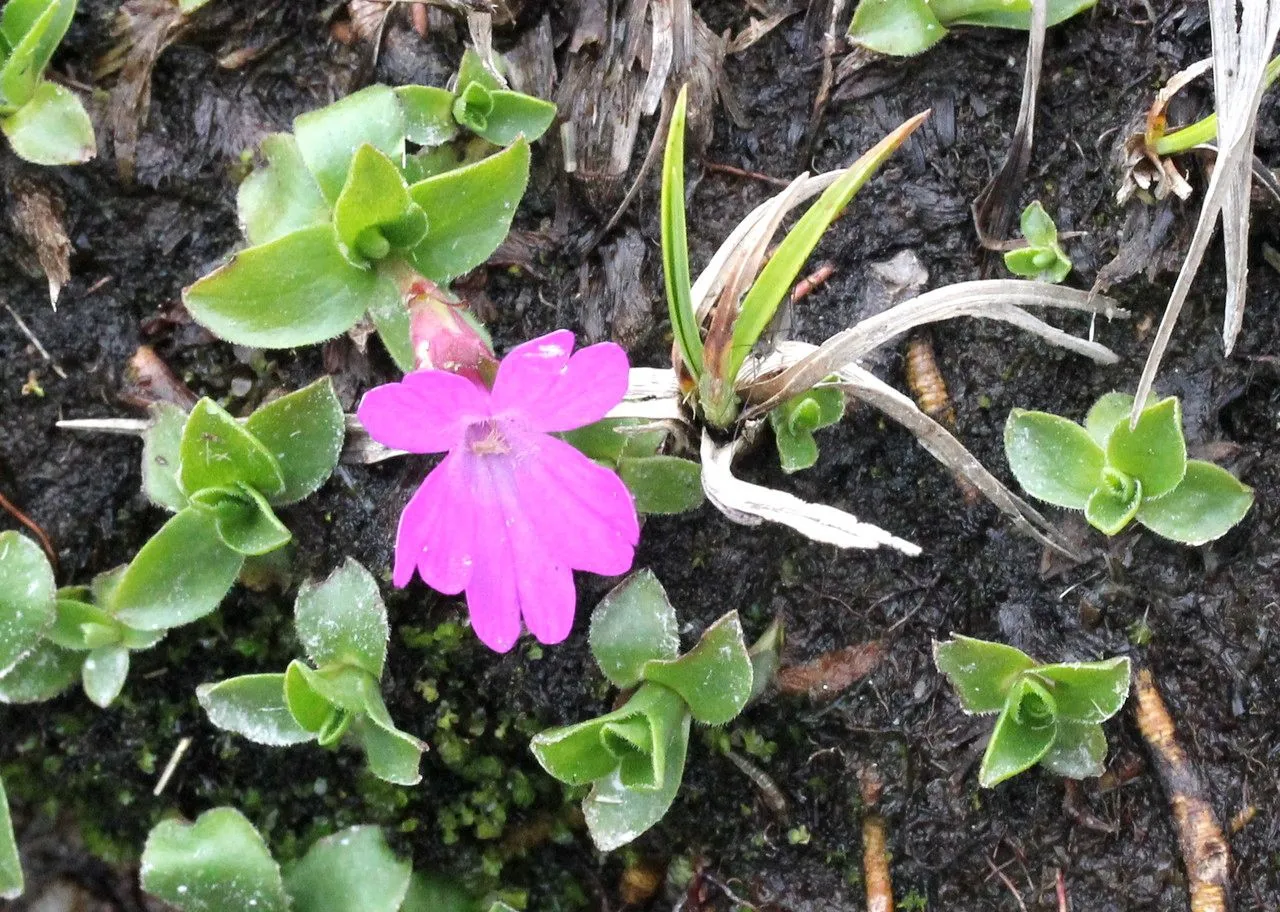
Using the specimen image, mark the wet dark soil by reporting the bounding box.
[3,1,1280,910]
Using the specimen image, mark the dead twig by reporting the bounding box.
[986,855,1029,912]
[861,767,894,912]
[0,491,58,570]
[5,303,67,379]
[705,159,791,188]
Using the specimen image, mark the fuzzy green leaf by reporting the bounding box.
[642,612,753,725]
[46,598,114,650]
[452,81,493,134]
[1039,720,1108,779]
[0,774,22,900]
[1084,392,1136,446]
[286,660,372,716]
[141,807,287,912]
[179,400,285,498]
[238,133,330,247]
[0,531,56,677]
[110,508,245,630]
[197,674,314,746]
[747,619,784,703]
[471,89,556,146]
[617,455,705,515]
[293,85,405,204]
[141,402,189,512]
[1105,396,1186,499]
[354,692,425,786]
[284,826,411,912]
[368,290,416,371]
[1004,409,1105,509]
[950,0,1097,30]
[978,695,1057,787]
[0,0,71,109]
[455,48,503,93]
[283,660,333,733]
[333,144,425,262]
[81,643,129,707]
[1084,476,1142,536]
[399,874,475,912]
[1,80,94,164]
[1003,244,1071,284]
[589,570,681,688]
[189,485,292,557]
[660,86,702,378]
[404,137,530,284]
[848,0,947,56]
[294,558,388,680]
[1035,657,1131,724]
[243,378,346,505]
[1019,201,1058,247]
[561,419,668,465]
[933,635,1037,714]
[395,85,458,147]
[1137,460,1254,545]
[184,224,399,350]
[0,640,78,703]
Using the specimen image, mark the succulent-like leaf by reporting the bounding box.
[660,86,702,378]
[561,419,668,464]
[641,612,753,725]
[951,0,1097,30]
[183,224,400,349]
[1035,656,1131,724]
[1084,476,1143,536]
[933,635,1037,714]
[617,456,705,514]
[284,826,411,912]
[368,290,416,372]
[404,137,530,284]
[333,144,424,262]
[286,660,373,716]
[110,508,245,630]
[1019,201,1058,247]
[588,570,680,688]
[848,0,947,56]
[0,0,71,109]
[395,85,458,146]
[1039,720,1108,779]
[451,82,493,133]
[189,485,292,557]
[141,402,189,512]
[471,90,556,146]
[197,674,314,746]
[0,774,22,900]
[1,81,94,164]
[1084,392,1136,446]
[1136,460,1254,545]
[243,378,346,505]
[1105,397,1186,499]
[283,660,333,733]
[46,598,114,650]
[81,643,129,708]
[399,873,475,912]
[295,559,388,680]
[238,133,330,247]
[770,386,845,473]
[354,692,425,786]
[1004,409,1105,509]
[0,530,56,677]
[293,85,405,204]
[179,400,285,498]
[978,695,1057,787]
[0,641,78,703]
[141,807,288,912]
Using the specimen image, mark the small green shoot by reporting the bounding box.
[768,385,845,473]
[530,570,769,850]
[1003,202,1072,284]
[0,0,96,164]
[561,419,705,514]
[1005,392,1253,544]
[197,559,426,785]
[848,0,1096,57]
[1153,53,1280,157]
[934,635,1131,787]
[0,774,20,900]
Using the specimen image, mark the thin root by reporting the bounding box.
[0,490,58,570]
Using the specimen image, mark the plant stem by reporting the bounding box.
[1155,53,1280,156]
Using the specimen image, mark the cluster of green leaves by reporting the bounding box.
[530,570,776,851]
[847,0,1095,57]
[562,419,704,515]
[0,0,95,164]
[662,87,913,432]
[1003,202,1072,284]
[123,378,345,629]
[1006,393,1254,544]
[768,385,845,473]
[0,774,19,900]
[183,50,554,369]
[142,807,515,912]
[198,559,425,786]
[934,635,1131,787]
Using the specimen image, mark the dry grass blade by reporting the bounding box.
[742,281,1126,416]
[1132,0,1280,425]
[699,430,921,554]
[6,173,71,308]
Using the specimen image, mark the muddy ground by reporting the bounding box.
[2,0,1279,909]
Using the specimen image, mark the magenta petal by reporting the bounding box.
[392,452,475,593]
[357,370,489,453]
[463,493,523,652]
[491,332,630,432]
[516,434,639,576]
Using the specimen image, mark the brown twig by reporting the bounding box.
[0,490,58,570]
[861,766,894,912]
[705,159,791,188]
[1133,667,1231,912]
[986,855,1029,912]
[790,261,836,303]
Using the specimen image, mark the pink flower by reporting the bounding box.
[357,330,640,652]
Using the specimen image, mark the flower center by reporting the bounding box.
[465,419,510,456]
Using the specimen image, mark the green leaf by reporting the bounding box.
[0,774,21,899]
[333,144,424,263]
[1018,201,1057,246]
[0,531,56,676]
[293,85,405,204]
[82,643,129,707]
[404,137,530,284]
[283,660,334,733]
[287,660,375,715]
[1003,244,1071,284]
[197,674,314,746]
[771,422,819,473]
[400,874,475,912]
[933,635,1037,714]
[561,419,668,465]
[110,508,245,630]
[617,456,705,514]
[452,81,493,134]
[948,0,1096,29]
[395,85,458,146]
[178,399,285,498]
[747,618,784,703]
[1003,409,1105,509]
[141,402,189,512]
[294,558,388,679]
[978,696,1057,787]
[189,485,292,556]
[589,570,680,688]
[1105,396,1186,499]
[470,90,556,146]
[770,387,844,473]
[1,81,94,164]
[47,597,114,650]
[642,611,753,725]
[0,0,70,109]
[1084,392,1136,447]
[243,378,346,505]
[1137,460,1254,545]
[141,807,288,912]
[1035,657,1131,724]
[1039,720,1108,779]
[367,288,415,372]
[1084,474,1142,536]
[238,133,330,247]
[184,224,399,350]
[660,86,702,378]
[354,692,425,786]
[0,641,78,703]
[848,0,947,57]
[284,826,411,912]
[455,48,504,93]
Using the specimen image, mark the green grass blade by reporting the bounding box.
[661,86,702,378]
